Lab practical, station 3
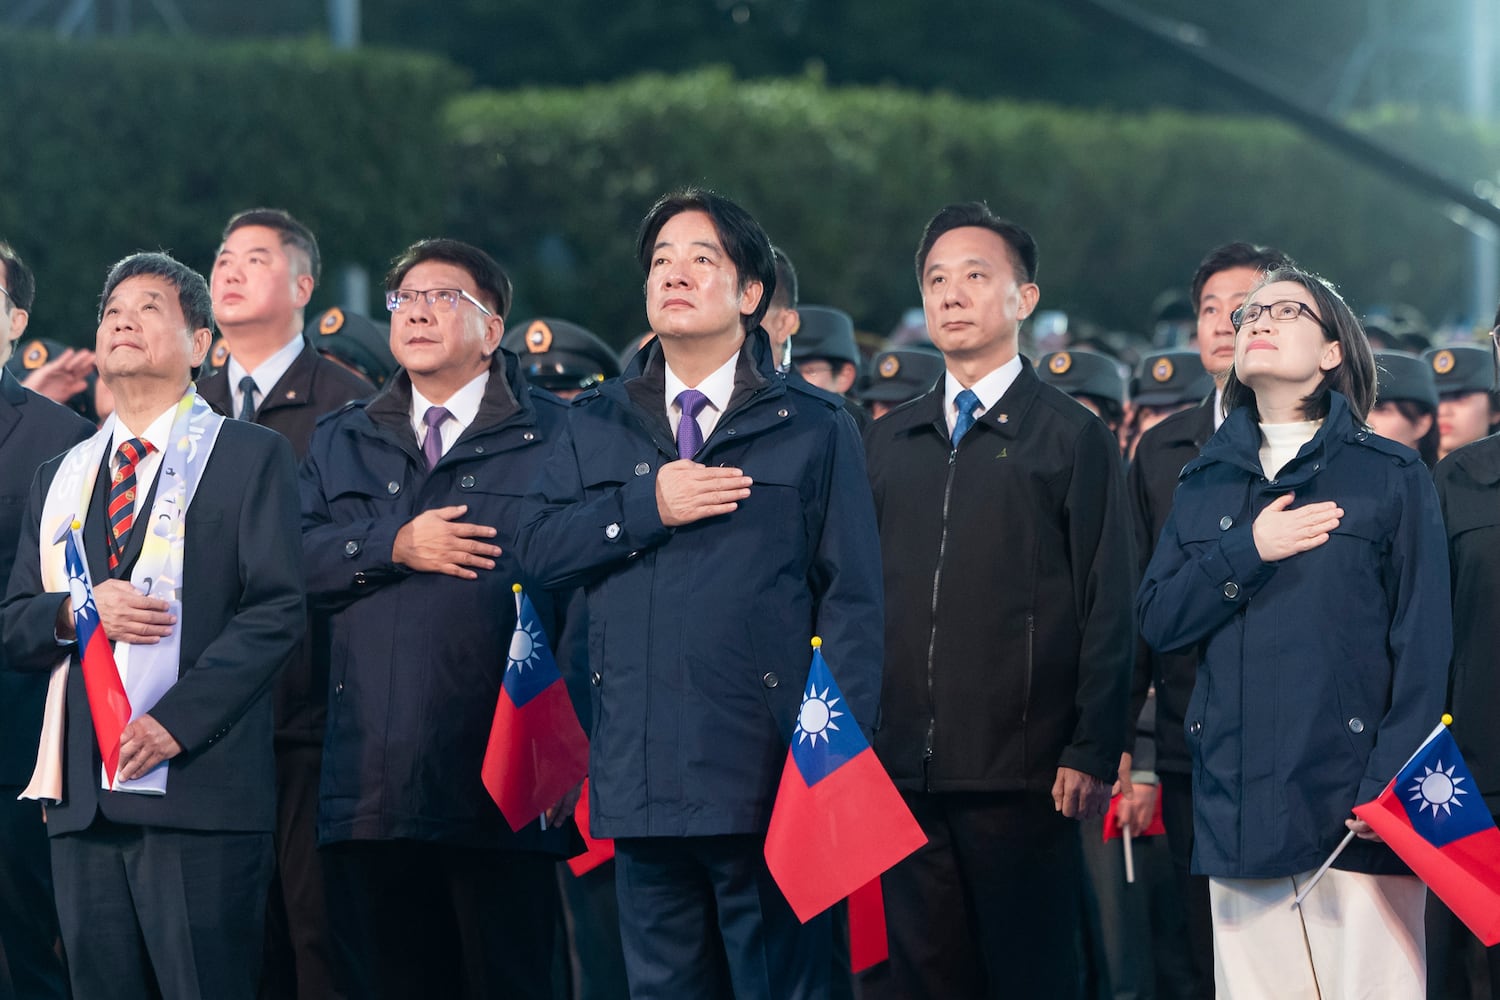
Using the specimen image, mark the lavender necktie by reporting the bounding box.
[675,389,709,459]
[422,405,451,470]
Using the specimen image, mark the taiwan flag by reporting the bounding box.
[1352,722,1500,946]
[764,639,927,924]
[63,522,132,785]
[481,584,589,832]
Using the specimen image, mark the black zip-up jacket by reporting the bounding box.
[864,358,1134,792]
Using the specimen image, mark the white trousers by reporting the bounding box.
[1208,869,1425,999]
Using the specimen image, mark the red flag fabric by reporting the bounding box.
[481,586,589,832]
[764,643,927,923]
[1352,723,1500,946]
[1102,784,1167,841]
[846,877,890,973]
[566,777,616,877]
[64,526,131,783]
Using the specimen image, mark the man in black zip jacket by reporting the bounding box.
[861,203,1135,1000]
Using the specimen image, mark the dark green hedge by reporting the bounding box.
[446,69,1500,344]
[0,33,466,344]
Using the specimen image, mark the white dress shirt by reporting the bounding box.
[664,352,739,445]
[411,370,490,460]
[227,334,304,417]
[942,354,1024,435]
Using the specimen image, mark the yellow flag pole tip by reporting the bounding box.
[810,636,822,649]
[1442,713,1453,727]
[70,520,82,531]
[512,583,523,594]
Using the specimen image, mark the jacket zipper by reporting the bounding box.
[923,446,961,789]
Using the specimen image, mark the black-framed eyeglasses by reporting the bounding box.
[385,287,493,317]
[1232,300,1330,333]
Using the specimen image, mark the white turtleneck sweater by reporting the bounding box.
[1259,419,1323,480]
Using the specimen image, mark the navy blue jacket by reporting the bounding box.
[0,372,93,786]
[300,352,571,852]
[1138,392,1449,878]
[516,332,884,839]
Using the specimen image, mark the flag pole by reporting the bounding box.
[1123,826,1135,884]
[1292,830,1356,908]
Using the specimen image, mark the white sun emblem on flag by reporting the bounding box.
[67,569,94,622]
[1407,761,1469,816]
[795,686,844,747]
[508,620,545,674]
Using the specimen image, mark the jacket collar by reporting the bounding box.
[0,369,26,452]
[364,350,529,450]
[1187,390,1358,483]
[889,354,1041,444]
[1447,433,1500,486]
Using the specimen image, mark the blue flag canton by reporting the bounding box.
[789,649,870,786]
[502,591,562,707]
[63,531,102,646]
[1395,729,1495,847]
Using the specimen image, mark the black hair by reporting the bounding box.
[1190,242,1296,312]
[914,202,1037,285]
[635,188,776,332]
[0,240,36,312]
[770,246,799,310]
[99,252,214,333]
[222,207,321,283]
[386,238,513,320]
[1222,267,1376,423]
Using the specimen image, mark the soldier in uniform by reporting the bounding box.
[1423,343,1499,461]
[1037,349,1128,444]
[855,344,945,421]
[1126,350,1213,459]
[308,307,398,389]
[791,304,870,431]
[1368,352,1439,468]
[503,317,620,400]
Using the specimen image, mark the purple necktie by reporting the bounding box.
[675,389,709,459]
[422,405,451,470]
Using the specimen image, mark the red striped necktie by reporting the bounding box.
[107,437,155,570]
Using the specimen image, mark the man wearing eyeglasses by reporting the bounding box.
[299,238,575,997]
[0,241,93,1000]
[199,207,373,1000]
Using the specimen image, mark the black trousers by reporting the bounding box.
[326,839,560,1000]
[613,834,830,1000]
[1159,771,1214,999]
[0,789,67,1000]
[51,820,273,1000]
[859,789,1085,1000]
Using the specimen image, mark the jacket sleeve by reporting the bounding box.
[148,432,307,753]
[1060,420,1136,783]
[1355,464,1451,803]
[298,422,414,610]
[515,414,673,591]
[1,463,72,673]
[1136,477,1276,655]
[807,410,885,730]
[1124,450,1158,736]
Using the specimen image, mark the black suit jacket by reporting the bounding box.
[1,417,305,834]
[0,371,95,786]
[198,339,371,744]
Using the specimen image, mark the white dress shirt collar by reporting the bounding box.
[942,354,1023,434]
[227,334,304,416]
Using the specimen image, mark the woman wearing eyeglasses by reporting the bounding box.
[1137,267,1449,998]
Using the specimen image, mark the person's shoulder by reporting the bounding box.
[309,352,376,400]
[1139,401,1210,452]
[1347,424,1422,469]
[15,385,95,441]
[1434,432,1500,489]
[784,377,845,414]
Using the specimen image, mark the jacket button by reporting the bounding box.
[460,475,476,489]
[344,540,360,557]
[386,481,401,495]
[1348,717,1365,734]
[634,462,650,476]
[1189,721,1202,735]
[762,672,778,688]
[605,523,621,540]
[335,682,344,696]
[523,431,535,441]
[1222,582,1240,599]
[725,427,737,436]
[777,408,788,418]
[1356,431,1368,441]
[1219,515,1233,530]
[354,571,367,585]
[474,445,485,454]
[590,671,602,687]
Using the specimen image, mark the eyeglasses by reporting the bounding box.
[0,284,12,310]
[385,287,493,317]
[1231,300,1329,333]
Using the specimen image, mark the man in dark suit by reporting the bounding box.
[197,208,371,1000]
[0,242,92,1000]
[1126,241,1293,997]
[2,251,305,999]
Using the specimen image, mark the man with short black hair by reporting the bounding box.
[2,251,305,999]
[763,247,800,372]
[863,202,1134,999]
[519,189,883,998]
[0,241,92,1000]
[302,238,573,998]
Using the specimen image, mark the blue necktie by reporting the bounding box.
[675,389,709,459]
[952,389,981,447]
[237,375,259,421]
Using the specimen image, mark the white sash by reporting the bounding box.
[21,390,224,802]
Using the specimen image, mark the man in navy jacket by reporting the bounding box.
[518,189,883,999]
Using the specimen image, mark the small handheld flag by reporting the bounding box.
[481,584,590,832]
[1352,716,1500,945]
[764,638,927,925]
[63,520,133,785]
